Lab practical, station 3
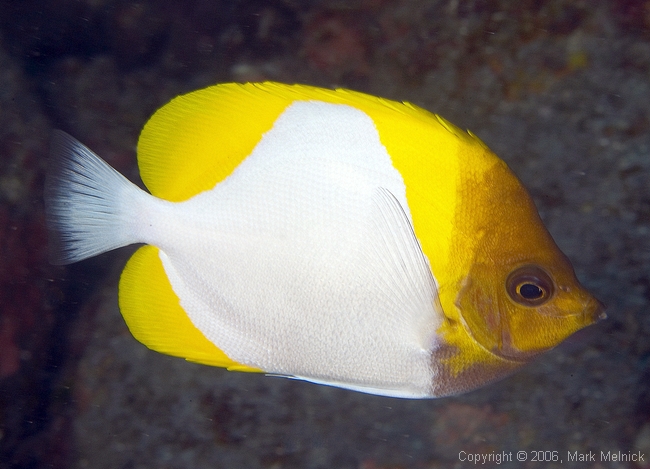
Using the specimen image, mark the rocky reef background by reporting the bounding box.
[0,1,649,468]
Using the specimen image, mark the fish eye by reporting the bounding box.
[506,265,554,306]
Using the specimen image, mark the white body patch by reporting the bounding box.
[147,102,443,397]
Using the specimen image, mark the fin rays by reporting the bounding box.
[44,131,143,264]
[362,187,443,347]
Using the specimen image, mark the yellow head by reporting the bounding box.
[432,139,604,395]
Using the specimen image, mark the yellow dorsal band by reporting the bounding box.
[136,83,485,204]
[118,245,261,372]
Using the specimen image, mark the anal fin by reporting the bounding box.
[118,245,261,372]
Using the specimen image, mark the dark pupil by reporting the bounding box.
[519,283,543,299]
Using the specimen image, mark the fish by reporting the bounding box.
[44,82,605,398]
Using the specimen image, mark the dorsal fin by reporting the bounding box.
[136,82,487,202]
[118,244,260,372]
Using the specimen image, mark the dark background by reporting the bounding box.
[0,1,648,468]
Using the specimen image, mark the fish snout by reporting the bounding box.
[584,297,607,324]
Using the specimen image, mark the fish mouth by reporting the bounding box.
[584,297,607,324]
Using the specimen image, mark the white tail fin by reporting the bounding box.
[44,131,146,265]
